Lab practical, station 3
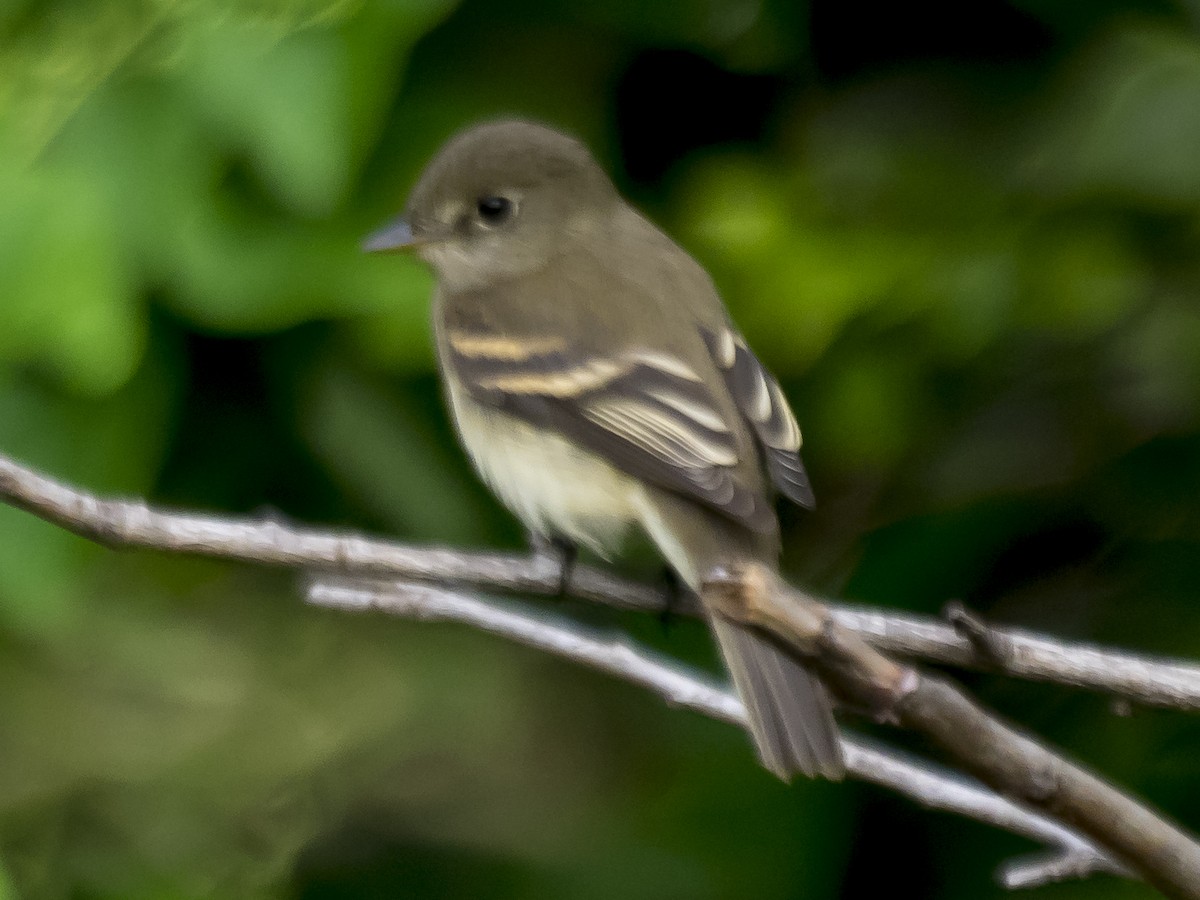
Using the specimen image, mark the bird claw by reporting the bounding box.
[530,533,578,598]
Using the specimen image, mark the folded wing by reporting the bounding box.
[445,330,776,532]
[702,326,815,509]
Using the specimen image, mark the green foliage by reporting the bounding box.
[2,0,1199,898]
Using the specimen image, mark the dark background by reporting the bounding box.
[2,0,1200,897]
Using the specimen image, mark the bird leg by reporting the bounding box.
[529,532,579,598]
[658,566,688,634]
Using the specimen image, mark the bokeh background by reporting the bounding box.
[2,0,1200,897]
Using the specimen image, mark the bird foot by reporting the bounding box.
[530,533,579,598]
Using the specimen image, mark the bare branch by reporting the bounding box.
[2,451,1197,891]
[308,578,1128,890]
[2,452,1198,710]
[702,567,1200,899]
[0,453,657,609]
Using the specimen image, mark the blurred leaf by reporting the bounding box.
[1111,297,1200,432]
[0,0,369,162]
[1017,221,1146,336]
[343,256,438,372]
[178,22,352,217]
[0,164,141,394]
[1035,25,1200,205]
[808,351,921,471]
[299,357,501,543]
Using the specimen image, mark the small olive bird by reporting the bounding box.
[365,119,843,780]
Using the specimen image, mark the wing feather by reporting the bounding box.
[704,326,816,509]
[446,328,774,531]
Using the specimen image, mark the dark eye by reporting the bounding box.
[476,195,514,224]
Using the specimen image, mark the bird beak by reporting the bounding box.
[363,215,420,253]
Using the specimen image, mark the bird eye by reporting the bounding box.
[476,196,514,225]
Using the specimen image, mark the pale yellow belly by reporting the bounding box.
[446,381,644,557]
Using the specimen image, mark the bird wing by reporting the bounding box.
[701,325,816,509]
[444,328,776,532]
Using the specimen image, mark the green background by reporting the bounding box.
[3,0,1200,897]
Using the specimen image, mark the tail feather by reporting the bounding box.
[712,619,844,781]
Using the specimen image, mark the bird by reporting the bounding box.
[364,119,843,781]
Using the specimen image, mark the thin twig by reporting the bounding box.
[2,452,1198,709]
[308,578,1128,890]
[1000,850,1124,891]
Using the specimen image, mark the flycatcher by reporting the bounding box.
[365,119,843,780]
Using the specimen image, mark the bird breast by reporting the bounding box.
[444,379,641,556]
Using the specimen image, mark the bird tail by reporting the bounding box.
[711,618,844,781]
